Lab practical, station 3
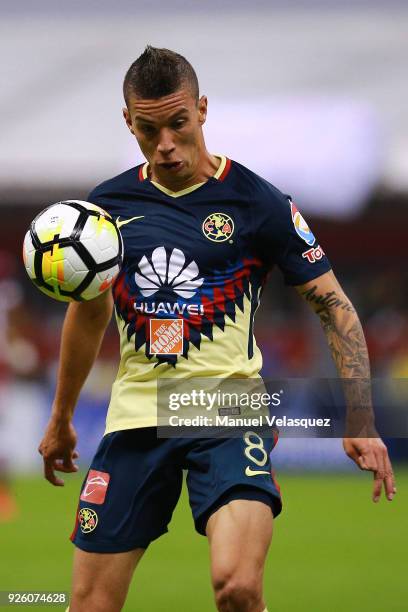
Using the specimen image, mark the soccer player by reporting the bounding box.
[39,47,396,612]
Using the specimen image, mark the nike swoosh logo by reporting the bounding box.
[245,466,270,477]
[82,488,99,497]
[116,215,145,228]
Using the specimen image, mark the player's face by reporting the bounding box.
[123,87,208,187]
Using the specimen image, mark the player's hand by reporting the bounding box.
[38,418,79,486]
[343,437,396,503]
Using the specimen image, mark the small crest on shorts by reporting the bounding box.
[78,508,98,533]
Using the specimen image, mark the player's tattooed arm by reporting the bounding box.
[300,281,370,381]
[296,271,374,427]
[295,270,396,503]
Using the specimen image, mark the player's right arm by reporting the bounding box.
[38,290,113,486]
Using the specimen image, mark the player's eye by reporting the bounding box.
[172,118,187,130]
[140,124,157,136]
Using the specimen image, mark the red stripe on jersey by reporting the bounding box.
[234,277,243,294]
[243,256,262,271]
[218,157,231,181]
[202,296,214,322]
[183,320,190,340]
[213,287,225,312]
[224,279,236,301]
[138,165,145,181]
[135,315,146,331]
[187,313,202,328]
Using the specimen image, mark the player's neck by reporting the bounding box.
[149,151,220,192]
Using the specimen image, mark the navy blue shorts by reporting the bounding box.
[71,428,282,553]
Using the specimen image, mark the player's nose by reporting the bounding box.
[157,128,176,155]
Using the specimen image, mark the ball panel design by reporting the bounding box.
[40,245,88,293]
[80,215,120,264]
[34,204,81,244]
[80,264,121,301]
[36,282,72,303]
[23,200,123,302]
[23,232,36,279]
[64,200,112,219]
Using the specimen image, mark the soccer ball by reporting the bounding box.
[23,200,123,302]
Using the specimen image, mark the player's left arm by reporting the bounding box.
[295,269,396,503]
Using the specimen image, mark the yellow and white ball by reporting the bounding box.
[23,200,123,302]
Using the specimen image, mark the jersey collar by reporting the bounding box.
[138,155,231,198]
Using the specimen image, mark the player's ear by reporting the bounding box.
[123,107,135,134]
[198,95,208,125]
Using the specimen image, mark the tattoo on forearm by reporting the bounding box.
[304,287,374,428]
[302,285,355,312]
[318,310,370,380]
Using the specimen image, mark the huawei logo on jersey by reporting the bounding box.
[135,247,204,298]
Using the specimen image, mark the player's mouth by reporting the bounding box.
[157,161,184,173]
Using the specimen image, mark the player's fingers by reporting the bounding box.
[358,450,377,472]
[55,458,79,473]
[54,460,77,473]
[372,449,386,503]
[62,454,79,472]
[43,458,64,486]
[344,444,359,464]
[384,454,396,501]
[356,455,366,470]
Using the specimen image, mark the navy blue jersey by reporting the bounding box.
[88,156,331,432]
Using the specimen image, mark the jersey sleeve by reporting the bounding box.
[87,185,107,207]
[86,183,115,217]
[253,183,331,285]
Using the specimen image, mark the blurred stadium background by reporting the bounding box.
[0,1,407,610]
